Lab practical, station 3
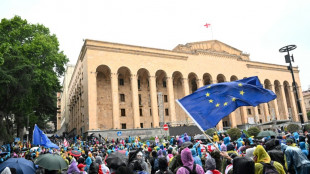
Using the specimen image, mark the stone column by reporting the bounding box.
[149,76,159,127]
[88,72,98,130]
[297,85,308,122]
[254,106,259,123]
[198,79,204,88]
[263,103,270,122]
[111,73,120,129]
[279,85,289,120]
[288,85,298,121]
[167,77,176,123]
[131,74,140,128]
[183,78,190,96]
[271,85,280,120]
[229,111,237,128]
[240,107,248,124]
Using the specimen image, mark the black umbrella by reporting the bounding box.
[106,151,127,170]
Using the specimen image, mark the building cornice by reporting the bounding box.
[246,63,299,73]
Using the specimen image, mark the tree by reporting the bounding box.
[205,128,217,136]
[286,124,300,133]
[247,127,260,138]
[0,16,68,140]
[304,124,310,132]
[307,111,310,120]
[227,128,241,141]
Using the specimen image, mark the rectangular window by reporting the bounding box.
[150,109,152,116]
[140,123,143,128]
[247,108,252,115]
[165,108,169,116]
[164,95,168,102]
[163,80,167,88]
[260,119,262,123]
[139,94,142,106]
[139,108,143,116]
[119,79,124,86]
[121,109,126,116]
[121,123,126,129]
[120,94,125,102]
[258,109,261,115]
[151,122,153,128]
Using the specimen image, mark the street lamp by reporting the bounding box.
[26,111,36,144]
[279,45,304,125]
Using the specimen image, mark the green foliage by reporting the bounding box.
[205,128,217,136]
[227,128,241,141]
[307,112,310,120]
[149,136,155,140]
[304,124,310,132]
[286,124,300,133]
[247,127,260,138]
[0,16,68,139]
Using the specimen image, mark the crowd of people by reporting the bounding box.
[1,130,310,174]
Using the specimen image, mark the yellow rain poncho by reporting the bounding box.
[253,145,285,174]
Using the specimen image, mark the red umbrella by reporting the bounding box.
[70,150,81,157]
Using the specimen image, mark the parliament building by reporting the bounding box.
[59,39,308,136]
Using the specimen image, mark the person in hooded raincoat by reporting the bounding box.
[253,145,285,174]
[281,144,310,174]
[176,147,204,174]
[155,157,173,174]
[205,157,221,174]
[95,156,110,174]
[233,156,255,174]
[213,132,219,143]
[299,142,308,156]
[190,148,202,167]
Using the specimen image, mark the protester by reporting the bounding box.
[176,147,204,174]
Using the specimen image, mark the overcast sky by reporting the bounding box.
[1,0,310,90]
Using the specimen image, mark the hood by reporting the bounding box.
[233,157,255,174]
[253,145,271,163]
[265,139,276,151]
[191,148,197,157]
[158,157,168,171]
[95,156,103,164]
[224,137,230,145]
[181,147,194,167]
[299,142,306,150]
[205,157,216,171]
[67,160,80,174]
[220,144,227,151]
[244,147,256,160]
[85,156,92,165]
[157,149,163,157]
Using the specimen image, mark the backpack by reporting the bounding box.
[260,161,279,174]
[152,158,159,171]
[183,164,197,174]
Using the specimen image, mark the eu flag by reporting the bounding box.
[176,76,276,131]
[33,124,59,149]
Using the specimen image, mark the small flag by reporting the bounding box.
[204,23,211,28]
[176,76,276,131]
[64,138,69,147]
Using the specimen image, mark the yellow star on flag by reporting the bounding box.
[238,83,243,87]
[232,97,236,101]
[224,102,228,106]
[216,103,220,107]
[206,92,210,97]
[209,99,213,103]
[240,90,245,95]
[207,85,211,88]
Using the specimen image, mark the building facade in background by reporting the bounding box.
[56,65,75,133]
[303,89,310,113]
[65,39,308,136]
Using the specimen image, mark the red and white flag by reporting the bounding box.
[204,23,211,28]
[64,138,69,147]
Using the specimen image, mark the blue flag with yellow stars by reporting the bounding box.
[176,76,276,131]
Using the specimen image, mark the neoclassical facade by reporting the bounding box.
[66,39,308,136]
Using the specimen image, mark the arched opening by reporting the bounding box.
[117,66,133,129]
[284,81,295,121]
[230,75,238,82]
[264,79,273,121]
[172,71,187,125]
[203,73,212,85]
[96,65,112,129]
[217,74,226,83]
[188,72,198,93]
[137,68,151,128]
[274,80,286,120]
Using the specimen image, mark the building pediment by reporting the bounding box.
[173,40,249,60]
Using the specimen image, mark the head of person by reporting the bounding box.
[158,157,168,171]
[233,157,255,174]
[205,157,216,171]
[180,147,193,167]
[253,145,270,163]
[286,139,293,146]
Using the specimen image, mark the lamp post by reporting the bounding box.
[279,45,304,125]
[26,111,36,144]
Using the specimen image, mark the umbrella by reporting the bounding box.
[0,158,35,174]
[182,141,193,148]
[257,131,277,138]
[106,151,127,170]
[70,150,81,157]
[34,153,68,170]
